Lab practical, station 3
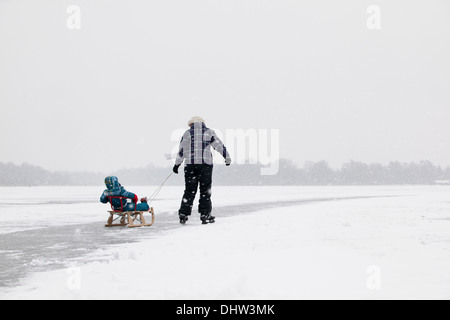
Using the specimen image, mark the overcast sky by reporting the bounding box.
[0,0,449,173]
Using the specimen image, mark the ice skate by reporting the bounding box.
[179,214,189,224]
[200,214,215,225]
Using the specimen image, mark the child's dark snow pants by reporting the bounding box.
[178,164,213,217]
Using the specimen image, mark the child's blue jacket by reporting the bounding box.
[100,186,137,211]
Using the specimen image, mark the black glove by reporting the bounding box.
[173,164,180,174]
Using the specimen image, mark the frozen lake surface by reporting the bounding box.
[0,186,449,299]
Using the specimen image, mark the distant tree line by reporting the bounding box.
[0,162,104,186]
[0,160,450,187]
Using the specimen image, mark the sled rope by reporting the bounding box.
[147,172,173,204]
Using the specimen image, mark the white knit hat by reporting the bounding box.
[188,116,205,127]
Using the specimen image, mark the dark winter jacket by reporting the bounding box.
[175,122,230,166]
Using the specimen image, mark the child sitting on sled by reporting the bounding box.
[100,176,149,212]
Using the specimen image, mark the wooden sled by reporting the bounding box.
[105,207,155,228]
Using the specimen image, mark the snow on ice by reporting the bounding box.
[0,186,450,299]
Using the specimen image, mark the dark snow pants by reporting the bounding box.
[178,164,213,217]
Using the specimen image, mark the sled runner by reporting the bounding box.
[104,196,155,228]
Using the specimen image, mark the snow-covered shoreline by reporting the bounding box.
[1,186,449,300]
